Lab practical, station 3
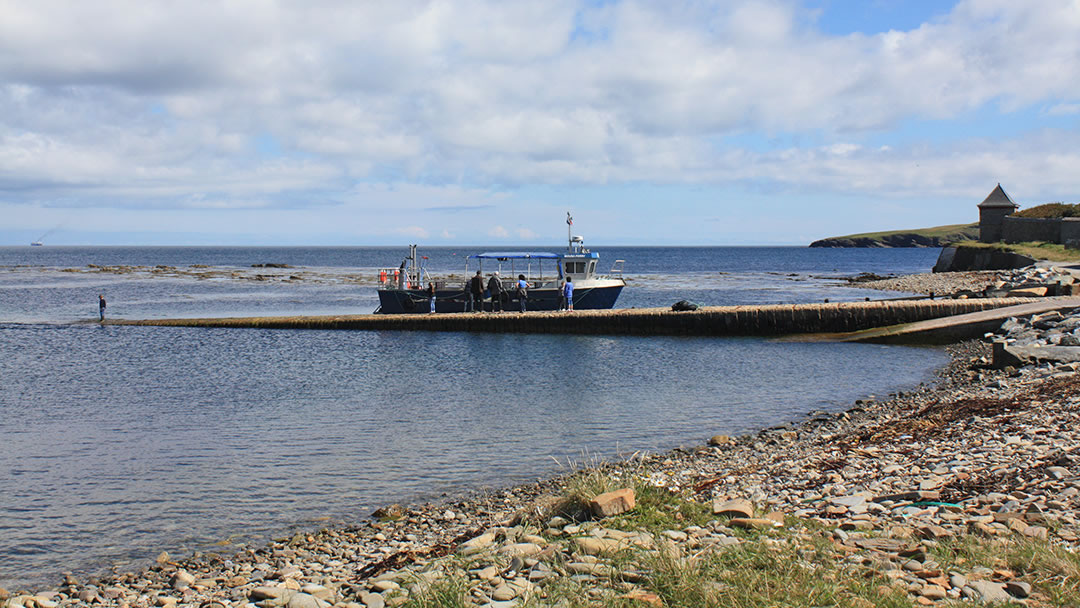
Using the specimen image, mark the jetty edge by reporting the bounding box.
[7,328,1080,604]
[832,296,1080,345]
[108,297,1045,337]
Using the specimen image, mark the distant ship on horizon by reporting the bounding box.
[30,224,63,246]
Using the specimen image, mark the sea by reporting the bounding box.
[0,245,948,590]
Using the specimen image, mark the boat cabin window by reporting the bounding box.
[565,261,586,274]
[588,261,596,274]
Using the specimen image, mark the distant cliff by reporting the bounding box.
[810,223,978,248]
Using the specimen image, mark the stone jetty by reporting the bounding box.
[110,298,1042,337]
[8,306,1080,606]
[840,297,1080,344]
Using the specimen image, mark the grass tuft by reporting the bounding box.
[604,482,713,533]
[1006,538,1080,606]
[398,572,469,608]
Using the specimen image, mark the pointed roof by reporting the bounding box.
[978,183,1018,209]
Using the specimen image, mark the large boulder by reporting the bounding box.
[589,488,636,518]
[993,342,1080,368]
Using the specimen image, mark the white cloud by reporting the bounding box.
[488,225,509,238]
[396,226,430,239]
[2,0,1080,243]
[1047,103,1080,116]
[824,143,860,156]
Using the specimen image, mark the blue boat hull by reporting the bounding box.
[376,284,623,314]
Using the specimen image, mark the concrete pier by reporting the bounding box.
[838,297,1080,344]
[111,297,1044,337]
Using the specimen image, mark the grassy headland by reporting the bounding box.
[1014,203,1080,218]
[810,223,978,248]
[950,240,1080,263]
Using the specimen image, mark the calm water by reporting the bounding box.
[0,246,938,323]
[0,246,946,589]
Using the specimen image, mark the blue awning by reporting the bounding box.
[468,252,560,259]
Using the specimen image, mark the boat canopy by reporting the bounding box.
[468,252,561,260]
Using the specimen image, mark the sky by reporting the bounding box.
[2,0,1080,246]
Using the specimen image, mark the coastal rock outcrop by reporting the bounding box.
[933,245,1037,272]
[811,234,950,248]
[992,307,1080,367]
[810,224,979,248]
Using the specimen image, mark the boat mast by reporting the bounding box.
[566,212,572,252]
[409,244,418,288]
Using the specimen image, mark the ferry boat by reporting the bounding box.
[375,218,625,314]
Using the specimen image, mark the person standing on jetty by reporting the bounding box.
[468,270,484,312]
[562,277,573,312]
[426,282,436,313]
[98,294,107,321]
[516,274,530,312]
[487,272,502,312]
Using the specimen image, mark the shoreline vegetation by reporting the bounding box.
[6,274,1080,607]
[809,224,979,248]
[946,241,1080,264]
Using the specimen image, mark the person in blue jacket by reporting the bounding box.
[562,277,573,312]
[516,274,530,312]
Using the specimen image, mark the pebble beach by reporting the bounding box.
[852,271,1001,295]
[5,279,1080,607]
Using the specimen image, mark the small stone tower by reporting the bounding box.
[978,183,1018,242]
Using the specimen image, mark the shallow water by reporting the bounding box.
[0,324,946,588]
[0,246,938,323]
[0,246,946,589]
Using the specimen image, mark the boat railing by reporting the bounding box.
[609,259,625,276]
[376,268,405,289]
[377,267,439,290]
[378,271,476,293]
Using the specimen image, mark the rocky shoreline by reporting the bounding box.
[847,271,1000,295]
[6,302,1080,606]
[850,266,1080,301]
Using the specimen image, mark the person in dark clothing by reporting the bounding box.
[427,282,436,313]
[468,270,484,312]
[98,294,107,321]
[487,272,502,312]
